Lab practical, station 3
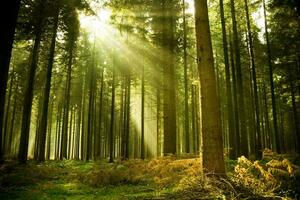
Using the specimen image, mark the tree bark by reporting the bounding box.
[182,0,190,154]
[194,0,225,174]
[263,0,280,153]
[38,3,60,161]
[0,0,21,162]
[162,0,177,155]
[230,0,248,157]
[109,57,116,163]
[244,0,261,159]
[18,0,46,163]
[219,0,236,159]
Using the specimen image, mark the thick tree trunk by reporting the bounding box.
[0,0,21,162]
[194,0,225,174]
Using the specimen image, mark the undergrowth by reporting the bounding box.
[0,150,299,199]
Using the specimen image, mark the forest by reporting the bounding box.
[0,0,299,199]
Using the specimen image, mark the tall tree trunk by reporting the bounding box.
[244,0,261,159]
[0,0,21,162]
[230,0,248,157]
[162,0,177,155]
[229,31,241,156]
[38,4,60,161]
[182,0,190,154]
[8,90,18,158]
[86,52,95,162]
[141,63,145,159]
[68,107,73,159]
[290,79,300,153]
[61,38,75,160]
[191,85,196,153]
[263,0,280,153]
[109,58,116,163]
[125,73,131,159]
[97,67,104,160]
[121,75,127,160]
[156,86,161,157]
[46,99,53,160]
[3,72,14,156]
[18,0,46,163]
[194,0,225,174]
[219,0,236,159]
[262,84,271,148]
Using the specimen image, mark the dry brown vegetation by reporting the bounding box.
[0,151,299,199]
[77,152,300,199]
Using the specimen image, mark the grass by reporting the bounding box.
[0,159,168,200]
[0,153,299,199]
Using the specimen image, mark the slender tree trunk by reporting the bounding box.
[219,0,236,159]
[121,76,127,159]
[61,39,75,160]
[262,84,270,148]
[182,0,190,154]
[8,83,18,158]
[34,96,43,160]
[38,4,60,161]
[194,0,225,174]
[162,0,177,155]
[46,99,53,160]
[68,107,73,159]
[125,73,131,159]
[18,0,46,163]
[3,74,14,156]
[81,68,87,160]
[290,79,300,153]
[191,85,196,153]
[263,0,280,153]
[141,63,145,159]
[86,41,96,161]
[97,68,104,160]
[0,0,21,163]
[244,0,261,159]
[229,31,241,156]
[109,58,116,163]
[156,86,161,157]
[230,0,248,157]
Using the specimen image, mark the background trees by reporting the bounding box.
[0,0,298,172]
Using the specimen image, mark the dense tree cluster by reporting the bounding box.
[0,0,299,175]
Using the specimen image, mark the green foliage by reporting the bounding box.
[1,156,299,199]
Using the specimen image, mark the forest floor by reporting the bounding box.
[0,152,300,199]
